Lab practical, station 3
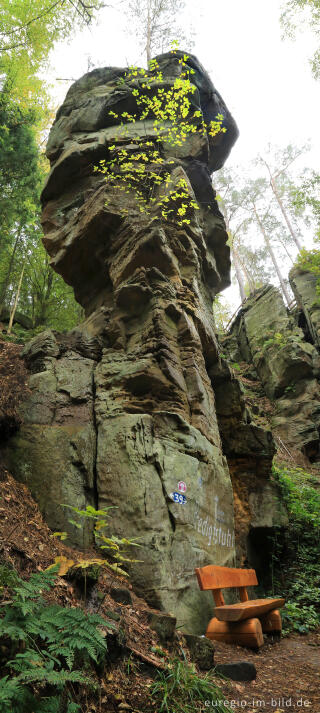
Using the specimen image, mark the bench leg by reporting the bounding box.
[260,608,282,633]
[206,616,264,649]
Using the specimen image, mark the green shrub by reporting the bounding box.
[58,504,142,578]
[270,463,320,634]
[0,566,111,712]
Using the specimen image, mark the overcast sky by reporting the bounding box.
[49,0,319,311]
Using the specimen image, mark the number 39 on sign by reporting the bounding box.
[172,492,187,505]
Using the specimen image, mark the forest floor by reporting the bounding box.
[214,634,320,712]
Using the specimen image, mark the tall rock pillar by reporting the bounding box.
[6,52,239,633]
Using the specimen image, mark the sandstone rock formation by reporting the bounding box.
[209,334,287,571]
[5,53,241,633]
[290,265,320,350]
[227,284,320,461]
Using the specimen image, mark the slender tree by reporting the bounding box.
[125,0,192,64]
[231,243,246,303]
[7,263,25,334]
[239,174,293,306]
[215,169,268,303]
[257,145,308,251]
[252,202,292,306]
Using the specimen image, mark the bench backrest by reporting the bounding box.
[195,565,258,607]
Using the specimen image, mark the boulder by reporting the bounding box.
[215,661,256,681]
[183,633,215,670]
[146,611,176,644]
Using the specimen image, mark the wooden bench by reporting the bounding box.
[195,564,285,648]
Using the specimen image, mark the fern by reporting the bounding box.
[0,612,28,641]
[11,567,58,615]
[30,605,109,668]
[0,566,108,712]
[0,564,19,589]
[0,677,24,706]
[0,677,80,713]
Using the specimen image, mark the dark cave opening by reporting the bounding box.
[247,526,287,592]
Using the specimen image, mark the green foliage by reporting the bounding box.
[270,463,320,633]
[281,602,320,635]
[273,463,320,526]
[0,94,82,335]
[0,0,103,339]
[230,361,241,371]
[61,504,142,577]
[151,657,232,713]
[212,295,233,333]
[253,327,303,356]
[0,0,103,108]
[297,247,320,302]
[0,563,20,590]
[280,0,320,79]
[0,99,41,238]
[97,55,225,226]
[290,170,320,237]
[261,330,288,351]
[0,566,107,712]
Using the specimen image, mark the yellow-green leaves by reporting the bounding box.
[1,0,102,110]
[98,55,226,227]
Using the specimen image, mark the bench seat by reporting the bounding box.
[214,597,285,622]
[195,565,286,648]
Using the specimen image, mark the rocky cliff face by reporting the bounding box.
[290,266,320,350]
[227,284,320,461]
[4,53,243,633]
[214,279,320,574]
[226,285,320,462]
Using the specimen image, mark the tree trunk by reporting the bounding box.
[231,246,246,303]
[270,176,303,251]
[222,205,247,303]
[34,268,53,326]
[253,205,291,306]
[277,236,295,264]
[0,227,23,309]
[7,264,25,335]
[236,250,255,294]
[146,0,151,65]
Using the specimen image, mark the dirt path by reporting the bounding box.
[214,631,320,712]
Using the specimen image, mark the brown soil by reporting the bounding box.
[0,338,30,448]
[0,469,187,710]
[214,634,320,712]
